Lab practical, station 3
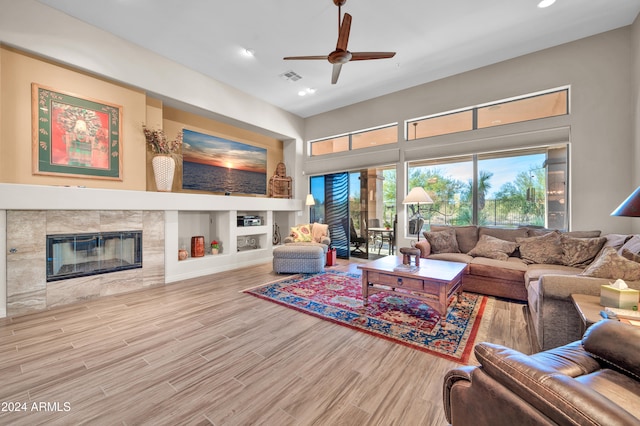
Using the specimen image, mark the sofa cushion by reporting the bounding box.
[424,227,460,254]
[469,257,527,282]
[467,235,517,261]
[524,264,584,285]
[290,224,312,242]
[527,228,601,238]
[580,246,640,281]
[560,235,607,267]
[517,231,563,265]
[431,225,478,253]
[480,226,529,243]
[428,252,473,264]
[283,241,329,254]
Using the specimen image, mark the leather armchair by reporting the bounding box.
[443,320,640,425]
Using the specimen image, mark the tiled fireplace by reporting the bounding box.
[46,231,143,281]
[6,210,164,317]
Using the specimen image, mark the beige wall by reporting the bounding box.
[0,47,148,189]
[303,27,635,237]
[0,47,284,195]
[162,106,283,194]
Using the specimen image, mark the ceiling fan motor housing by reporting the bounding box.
[329,50,352,64]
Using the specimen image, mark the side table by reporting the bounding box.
[570,294,603,335]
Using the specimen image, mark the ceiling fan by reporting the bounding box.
[283,0,396,84]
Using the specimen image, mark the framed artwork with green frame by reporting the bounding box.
[32,83,123,180]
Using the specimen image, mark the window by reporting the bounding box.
[406,145,568,233]
[407,110,473,140]
[406,87,569,141]
[309,136,349,156]
[309,123,398,157]
[477,90,568,129]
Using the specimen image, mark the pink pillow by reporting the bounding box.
[312,223,329,243]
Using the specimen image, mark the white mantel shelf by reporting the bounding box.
[0,183,302,211]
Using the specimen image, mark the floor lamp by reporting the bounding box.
[402,187,433,242]
[306,194,316,223]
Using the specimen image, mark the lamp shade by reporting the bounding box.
[305,194,315,206]
[402,187,433,205]
[612,186,640,217]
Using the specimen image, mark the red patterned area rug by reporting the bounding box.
[244,271,493,364]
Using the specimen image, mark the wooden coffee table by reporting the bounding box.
[358,256,467,326]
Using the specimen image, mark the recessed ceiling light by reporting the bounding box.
[298,88,316,97]
[537,0,556,8]
[241,48,255,57]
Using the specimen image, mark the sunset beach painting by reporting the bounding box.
[182,129,267,195]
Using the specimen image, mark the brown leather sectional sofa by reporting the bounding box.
[443,320,640,425]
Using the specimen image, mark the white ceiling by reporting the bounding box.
[38,0,640,118]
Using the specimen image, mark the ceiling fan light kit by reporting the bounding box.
[283,0,396,84]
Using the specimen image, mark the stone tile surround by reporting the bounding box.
[6,210,165,317]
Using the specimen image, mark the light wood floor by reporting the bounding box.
[0,259,534,425]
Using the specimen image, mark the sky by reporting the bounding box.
[182,129,267,173]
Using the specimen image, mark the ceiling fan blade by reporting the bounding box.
[336,13,351,51]
[331,63,343,84]
[350,52,396,61]
[283,55,329,60]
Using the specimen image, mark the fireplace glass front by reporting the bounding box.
[46,231,142,282]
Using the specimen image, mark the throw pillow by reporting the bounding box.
[431,225,478,253]
[467,234,517,261]
[580,246,640,281]
[311,222,329,243]
[605,233,632,251]
[290,224,312,242]
[424,227,460,254]
[622,248,640,264]
[560,235,607,268]
[619,235,640,255]
[516,231,563,265]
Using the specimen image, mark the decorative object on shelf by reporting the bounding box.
[268,162,292,199]
[237,236,259,251]
[211,240,220,255]
[402,187,433,242]
[32,84,123,180]
[273,223,281,245]
[142,125,183,192]
[178,247,188,261]
[182,129,267,195]
[151,155,176,192]
[191,236,205,257]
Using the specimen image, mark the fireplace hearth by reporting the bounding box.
[46,231,142,282]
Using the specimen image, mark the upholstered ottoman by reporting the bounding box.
[273,245,325,273]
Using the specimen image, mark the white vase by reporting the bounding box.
[152,155,175,192]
